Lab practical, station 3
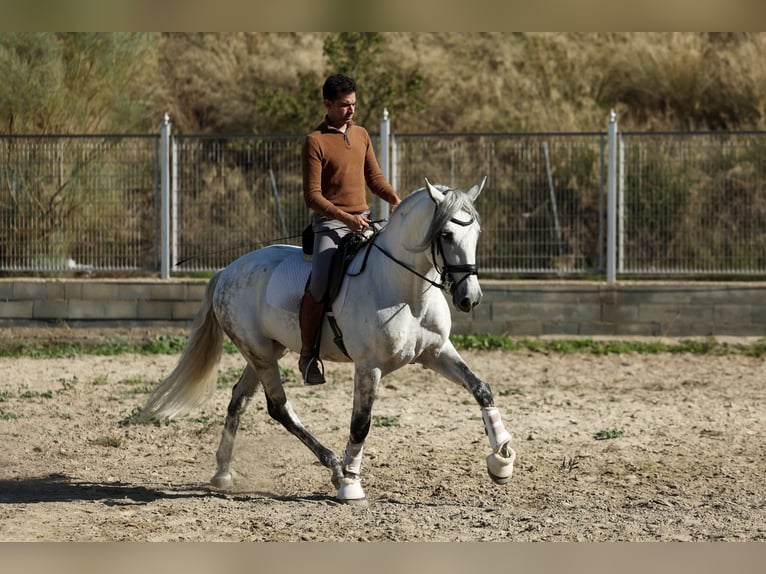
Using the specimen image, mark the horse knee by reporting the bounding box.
[349,412,372,444]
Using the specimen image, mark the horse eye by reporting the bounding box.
[441,231,454,241]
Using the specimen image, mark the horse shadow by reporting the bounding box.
[0,473,337,506]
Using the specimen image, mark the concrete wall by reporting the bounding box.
[457,280,766,337]
[1,278,765,337]
[0,278,207,329]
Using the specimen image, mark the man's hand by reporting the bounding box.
[342,211,371,232]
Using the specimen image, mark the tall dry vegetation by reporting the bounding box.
[3,32,766,135]
[0,33,158,134]
[157,32,766,133]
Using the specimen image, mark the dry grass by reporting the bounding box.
[4,33,766,135]
[160,32,766,134]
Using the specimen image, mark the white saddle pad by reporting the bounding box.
[265,249,359,313]
[265,251,310,312]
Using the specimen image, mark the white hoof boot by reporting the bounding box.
[337,477,367,506]
[210,471,234,489]
[486,443,516,485]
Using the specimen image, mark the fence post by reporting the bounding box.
[171,131,178,275]
[618,131,625,274]
[160,113,171,279]
[391,132,398,196]
[606,110,618,284]
[377,108,391,220]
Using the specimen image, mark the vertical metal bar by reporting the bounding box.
[598,133,605,273]
[171,133,178,273]
[160,113,171,279]
[378,108,391,220]
[153,136,160,271]
[606,110,618,283]
[618,132,625,273]
[542,141,564,258]
[269,168,287,237]
[391,133,398,200]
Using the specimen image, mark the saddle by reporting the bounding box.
[302,224,377,358]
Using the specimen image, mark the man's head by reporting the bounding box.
[323,74,357,129]
[323,74,357,101]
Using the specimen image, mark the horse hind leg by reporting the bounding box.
[211,365,261,489]
[257,361,344,492]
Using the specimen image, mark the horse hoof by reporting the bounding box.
[487,470,511,485]
[340,496,369,507]
[210,472,234,489]
[486,446,516,485]
[337,477,366,504]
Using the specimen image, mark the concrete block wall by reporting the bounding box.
[1,278,766,337]
[0,278,207,328]
[451,280,766,337]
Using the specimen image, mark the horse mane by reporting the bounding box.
[400,184,480,252]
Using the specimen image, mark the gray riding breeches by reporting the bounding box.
[306,211,369,302]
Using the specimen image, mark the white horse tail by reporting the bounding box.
[140,272,225,421]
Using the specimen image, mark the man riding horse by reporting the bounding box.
[299,74,401,385]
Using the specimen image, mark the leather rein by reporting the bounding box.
[353,204,479,296]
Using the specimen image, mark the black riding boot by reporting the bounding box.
[298,291,326,385]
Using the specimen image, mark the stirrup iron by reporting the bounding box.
[300,355,326,385]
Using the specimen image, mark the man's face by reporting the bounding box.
[324,91,356,128]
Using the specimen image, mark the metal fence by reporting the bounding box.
[0,135,159,272]
[3,116,766,278]
[619,131,766,275]
[391,132,606,275]
[172,134,307,272]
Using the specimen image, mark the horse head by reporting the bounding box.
[387,177,487,313]
[422,176,486,312]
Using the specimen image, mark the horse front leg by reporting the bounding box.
[420,342,516,484]
[336,365,382,505]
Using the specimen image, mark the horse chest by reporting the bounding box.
[369,299,449,357]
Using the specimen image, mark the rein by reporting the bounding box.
[356,199,479,296]
[371,240,447,291]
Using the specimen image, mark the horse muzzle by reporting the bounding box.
[449,271,482,313]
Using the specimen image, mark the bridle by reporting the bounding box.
[429,211,479,296]
[365,195,479,297]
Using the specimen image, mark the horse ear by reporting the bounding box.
[466,176,487,201]
[425,178,444,204]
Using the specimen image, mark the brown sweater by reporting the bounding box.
[301,118,399,218]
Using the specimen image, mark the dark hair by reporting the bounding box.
[322,74,357,101]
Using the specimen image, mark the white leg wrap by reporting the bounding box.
[337,477,366,501]
[481,407,512,451]
[486,448,515,483]
[342,441,364,475]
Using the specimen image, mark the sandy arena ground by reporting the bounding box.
[0,328,763,541]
